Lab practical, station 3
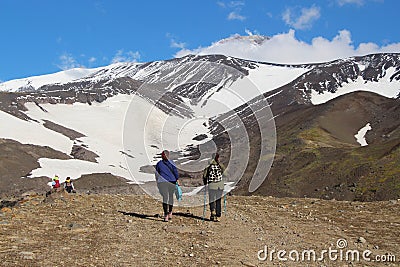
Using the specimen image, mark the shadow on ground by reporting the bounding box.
[118,211,211,221]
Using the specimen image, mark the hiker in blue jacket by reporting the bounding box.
[155,150,179,222]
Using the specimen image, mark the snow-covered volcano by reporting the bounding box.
[0,53,399,187]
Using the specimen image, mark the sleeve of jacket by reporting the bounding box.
[172,162,179,181]
[220,162,226,178]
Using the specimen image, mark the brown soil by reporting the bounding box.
[232,92,400,201]
[73,173,146,195]
[0,139,70,198]
[0,192,399,266]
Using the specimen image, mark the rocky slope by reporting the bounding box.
[0,191,399,266]
[223,91,400,201]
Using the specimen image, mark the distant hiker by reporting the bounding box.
[52,175,60,189]
[203,153,225,222]
[155,150,180,222]
[64,177,76,193]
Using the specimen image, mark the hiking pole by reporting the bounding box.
[202,184,207,222]
[223,182,227,215]
[223,192,227,215]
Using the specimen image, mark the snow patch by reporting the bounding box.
[0,68,100,92]
[0,110,73,154]
[195,64,308,115]
[29,158,124,184]
[23,94,211,183]
[24,94,139,181]
[310,67,400,105]
[354,123,372,146]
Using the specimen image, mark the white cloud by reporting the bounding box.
[88,57,97,64]
[217,1,226,8]
[111,50,141,63]
[167,33,186,49]
[94,1,107,13]
[218,1,246,21]
[337,0,364,6]
[218,1,245,8]
[228,11,246,21]
[282,5,321,30]
[245,29,260,36]
[171,40,186,49]
[57,53,81,70]
[174,29,400,64]
[336,0,384,6]
[229,1,245,7]
[245,29,253,36]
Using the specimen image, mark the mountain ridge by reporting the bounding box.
[0,53,399,201]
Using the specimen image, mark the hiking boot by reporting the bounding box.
[168,212,173,221]
[164,215,169,222]
[210,211,216,222]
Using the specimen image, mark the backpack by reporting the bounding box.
[207,163,223,183]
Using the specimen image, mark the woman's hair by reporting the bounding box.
[161,150,169,159]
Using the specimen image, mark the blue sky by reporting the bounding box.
[0,0,399,81]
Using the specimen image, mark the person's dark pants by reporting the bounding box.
[65,186,73,193]
[158,182,176,216]
[209,189,223,217]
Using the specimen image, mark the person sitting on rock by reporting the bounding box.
[64,177,75,193]
[52,175,60,189]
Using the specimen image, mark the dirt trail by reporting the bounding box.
[0,193,399,266]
